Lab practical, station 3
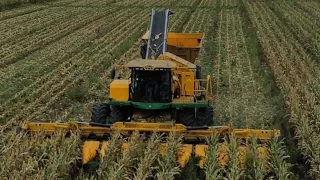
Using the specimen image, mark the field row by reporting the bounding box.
[296,0,320,19]
[0,7,100,43]
[271,2,320,60]
[0,8,119,69]
[0,8,149,124]
[216,9,282,128]
[0,7,119,103]
[246,1,320,177]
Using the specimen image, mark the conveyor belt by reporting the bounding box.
[145,9,169,59]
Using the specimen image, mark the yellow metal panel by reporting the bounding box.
[159,143,168,155]
[110,80,129,101]
[142,30,204,48]
[82,141,100,164]
[122,142,129,152]
[99,141,109,158]
[195,144,207,168]
[238,145,249,168]
[177,144,193,168]
[181,71,195,96]
[257,145,268,160]
[217,144,229,167]
[167,32,204,48]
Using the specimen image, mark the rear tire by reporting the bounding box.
[177,109,195,127]
[177,107,213,127]
[197,107,214,126]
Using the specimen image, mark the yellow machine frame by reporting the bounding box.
[21,121,280,168]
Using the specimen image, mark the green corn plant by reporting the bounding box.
[107,131,143,180]
[133,133,161,180]
[226,133,243,180]
[267,137,292,180]
[204,133,222,180]
[96,132,123,179]
[156,133,182,180]
[244,136,267,180]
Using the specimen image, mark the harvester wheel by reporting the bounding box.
[197,107,214,126]
[178,107,213,127]
[177,109,195,126]
[108,105,127,124]
[91,103,110,124]
[91,104,128,124]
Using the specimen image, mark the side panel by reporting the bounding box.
[110,80,130,101]
[181,71,195,96]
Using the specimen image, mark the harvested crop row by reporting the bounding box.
[175,0,199,7]
[0,7,86,44]
[6,10,149,125]
[183,9,212,33]
[114,0,198,8]
[0,7,118,69]
[0,9,146,123]
[0,4,47,21]
[70,0,122,7]
[198,0,216,8]
[168,9,191,32]
[114,0,165,7]
[246,1,320,177]
[0,7,130,104]
[0,6,55,30]
[26,19,147,123]
[220,0,237,7]
[295,0,320,19]
[0,10,87,57]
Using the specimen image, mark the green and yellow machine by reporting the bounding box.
[21,9,280,168]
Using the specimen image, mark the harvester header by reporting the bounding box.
[20,121,280,168]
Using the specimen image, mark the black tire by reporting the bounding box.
[197,107,214,126]
[178,107,214,127]
[91,104,127,124]
[108,105,127,124]
[177,109,195,127]
[91,103,110,124]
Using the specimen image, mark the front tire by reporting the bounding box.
[91,103,110,124]
[91,104,127,124]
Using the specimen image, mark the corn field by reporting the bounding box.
[0,0,319,179]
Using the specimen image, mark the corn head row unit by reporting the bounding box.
[20,9,280,168]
